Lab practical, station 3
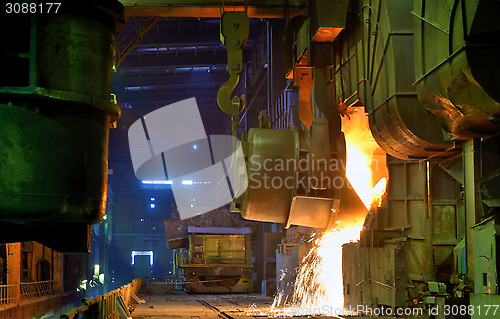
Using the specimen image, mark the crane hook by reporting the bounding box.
[217,11,249,118]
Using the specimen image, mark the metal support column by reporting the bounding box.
[463,139,481,288]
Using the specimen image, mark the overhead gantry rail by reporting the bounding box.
[119,0,308,18]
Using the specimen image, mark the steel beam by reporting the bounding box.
[137,31,220,47]
[114,72,229,87]
[117,99,220,111]
[463,139,481,289]
[118,49,251,69]
[118,52,227,68]
[116,87,220,102]
[136,21,262,46]
[120,0,308,18]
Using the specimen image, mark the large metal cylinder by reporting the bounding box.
[240,128,299,224]
[0,1,123,252]
[363,0,455,160]
[329,0,456,161]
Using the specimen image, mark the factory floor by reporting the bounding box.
[130,293,274,319]
[130,293,351,318]
[130,293,397,318]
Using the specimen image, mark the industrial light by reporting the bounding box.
[131,250,154,266]
[182,180,193,185]
[142,180,173,185]
[78,279,88,291]
[150,197,155,201]
[150,203,155,209]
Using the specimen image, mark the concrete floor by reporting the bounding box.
[130,293,385,319]
[130,293,276,319]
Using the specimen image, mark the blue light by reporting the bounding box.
[150,203,155,209]
[150,197,155,201]
[142,180,173,185]
[131,250,154,266]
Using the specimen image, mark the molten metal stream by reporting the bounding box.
[267,110,388,317]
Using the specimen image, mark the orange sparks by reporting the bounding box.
[269,109,388,317]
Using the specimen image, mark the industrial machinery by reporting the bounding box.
[0,0,498,316]
[219,0,500,315]
[165,210,255,293]
[176,226,253,293]
[337,0,500,312]
[229,0,371,232]
[0,1,123,252]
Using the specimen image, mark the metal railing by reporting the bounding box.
[1,280,58,307]
[60,280,141,319]
[0,284,17,306]
[270,87,294,129]
[20,280,57,300]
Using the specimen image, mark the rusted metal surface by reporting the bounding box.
[308,0,348,42]
[286,196,335,229]
[344,157,461,310]
[293,66,313,87]
[414,0,500,137]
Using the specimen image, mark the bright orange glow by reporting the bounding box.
[268,224,363,316]
[247,109,390,317]
[345,144,373,209]
[343,108,387,210]
[264,109,389,317]
[370,177,387,209]
[290,225,363,310]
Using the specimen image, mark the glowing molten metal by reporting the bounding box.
[269,110,388,316]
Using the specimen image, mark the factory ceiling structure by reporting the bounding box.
[0,0,500,318]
